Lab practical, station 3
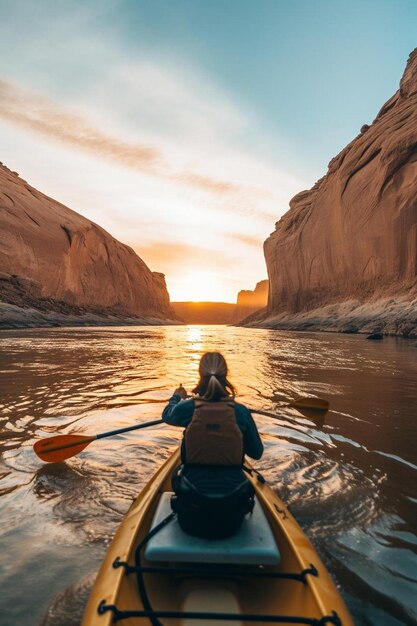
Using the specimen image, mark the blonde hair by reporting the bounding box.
[193,352,236,401]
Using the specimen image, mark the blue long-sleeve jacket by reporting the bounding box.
[162,395,263,460]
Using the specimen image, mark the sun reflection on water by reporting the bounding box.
[186,325,202,346]
[185,325,203,382]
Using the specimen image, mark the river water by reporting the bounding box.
[0,325,416,626]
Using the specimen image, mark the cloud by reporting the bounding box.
[177,172,238,194]
[0,78,160,167]
[227,233,265,248]
[136,241,236,270]
[0,78,251,197]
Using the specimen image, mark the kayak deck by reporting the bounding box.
[82,449,354,626]
[144,491,280,564]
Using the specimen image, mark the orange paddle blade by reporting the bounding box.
[289,397,329,412]
[34,434,95,463]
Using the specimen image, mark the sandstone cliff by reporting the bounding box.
[255,49,417,337]
[233,280,268,323]
[0,163,176,327]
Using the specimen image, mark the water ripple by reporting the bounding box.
[0,326,416,626]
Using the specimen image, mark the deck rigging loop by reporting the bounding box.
[97,601,343,625]
[113,558,319,584]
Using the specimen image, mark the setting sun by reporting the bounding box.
[170,270,234,302]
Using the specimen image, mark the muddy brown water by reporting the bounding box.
[0,325,416,625]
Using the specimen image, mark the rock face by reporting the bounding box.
[233,280,268,323]
[0,163,176,327]
[259,49,417,337]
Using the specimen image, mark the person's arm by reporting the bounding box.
[162,396,194,427]
[235,403,264,460]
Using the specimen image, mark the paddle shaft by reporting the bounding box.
[42,419,164,454]
[96,419,164,439]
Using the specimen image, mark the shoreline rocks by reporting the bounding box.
[242,296,417,338]
[366,332,384,340]
[0,301,179,330]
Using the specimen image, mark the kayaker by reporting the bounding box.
[162,351,263,539]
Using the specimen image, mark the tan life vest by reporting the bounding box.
[184,398,244,466]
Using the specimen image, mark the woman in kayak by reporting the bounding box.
[162,351,263,539]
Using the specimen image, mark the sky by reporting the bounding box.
[0,0,416,302]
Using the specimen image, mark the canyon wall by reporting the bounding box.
[256,49,417,337]
[233,280,268,323]
[0,164,176,327]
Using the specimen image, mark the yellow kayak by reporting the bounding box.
[82,449,354,626]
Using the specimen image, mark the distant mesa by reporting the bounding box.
[171,301,236,325]
[172,281,268,325]
[0,163,179,328]
[244,48,417,338]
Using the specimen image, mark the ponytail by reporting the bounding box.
[204,375,228,401]
[193,352,236,401]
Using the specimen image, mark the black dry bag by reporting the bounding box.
[171,472,254,540]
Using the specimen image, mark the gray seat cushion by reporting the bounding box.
[144,492,280,565]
